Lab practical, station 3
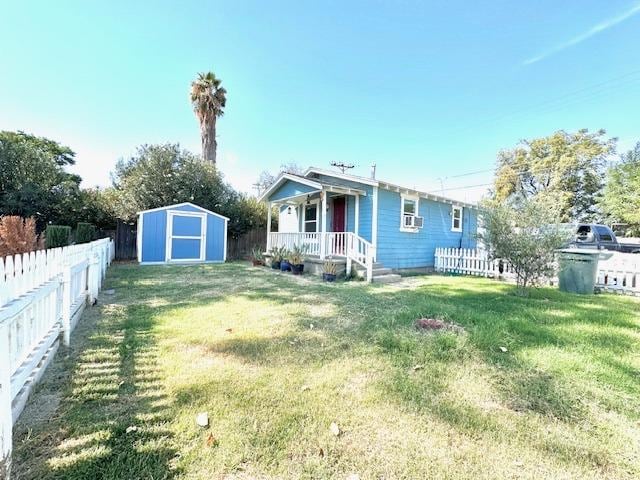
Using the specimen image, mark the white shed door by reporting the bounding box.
[167,211,206,261]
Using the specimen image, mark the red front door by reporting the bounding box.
[332,197,346,232]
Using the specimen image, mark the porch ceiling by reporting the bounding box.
[319,183,367,197]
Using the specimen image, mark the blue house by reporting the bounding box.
[137,202,228,265]
[259,167,477,282]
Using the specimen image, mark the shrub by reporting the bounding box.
[45,225,72,249]
[479,196,571,295]
[75,222,96,244]
[0,216,42,256]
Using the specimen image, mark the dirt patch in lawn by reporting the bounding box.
[414,318,465,334]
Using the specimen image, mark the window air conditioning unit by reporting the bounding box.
[403,215,424,228]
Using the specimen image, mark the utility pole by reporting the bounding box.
[330,162,355,173]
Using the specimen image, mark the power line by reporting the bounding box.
[428,165,586,193]
[430,182,493,193]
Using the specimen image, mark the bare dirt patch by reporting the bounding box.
[414,318,465,334]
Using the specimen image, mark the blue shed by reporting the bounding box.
[136,202,228,265]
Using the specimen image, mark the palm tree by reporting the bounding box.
[190,71,227,165]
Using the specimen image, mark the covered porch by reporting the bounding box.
[260,173,375,280]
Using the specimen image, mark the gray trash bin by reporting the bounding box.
[556,249,602,294]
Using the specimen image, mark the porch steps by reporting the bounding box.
[355,262,402,284]
[372,273,402,284]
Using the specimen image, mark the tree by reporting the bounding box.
[0,131,84,229]
[190,71,227,165]
[494,129,616,222]
[600,142,640,236]
[111,143,266,237]
[479,195,571,295]
[75,187,119,231]
[255,162,305,194]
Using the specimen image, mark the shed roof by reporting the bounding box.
[137,202,230,220]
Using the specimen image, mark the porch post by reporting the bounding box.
[266,202,272,251]
[321,191,327,259]
[354,194,360,237]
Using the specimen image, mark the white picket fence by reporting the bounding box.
[435,247,640,295]
[595,252,640,294]
[0,238,114,477]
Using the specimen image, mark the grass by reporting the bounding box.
[12,262,640,479]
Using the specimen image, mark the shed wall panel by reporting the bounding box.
[141,210,167,262]
[206,213,226,261]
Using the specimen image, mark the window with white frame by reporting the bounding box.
[303,202,319,232]
[400,194,422,231]
[451,205,463,232]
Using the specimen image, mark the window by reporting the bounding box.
[451,206,463,232]
[595,225,613,242]
[303,202,318,232]
[400,195,422,231]
[576,225,592,242]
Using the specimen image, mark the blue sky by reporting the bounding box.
[1,0,639,202]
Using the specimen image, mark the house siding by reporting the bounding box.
[269,181,318,202]
[310,174,373,242]
[376,188,477,269]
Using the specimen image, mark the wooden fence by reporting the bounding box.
[227,228,266,260]
[114,221,137,261]
[0,238,114,478]
[434,247,640,295]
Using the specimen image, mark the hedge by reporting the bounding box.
[75,222,96,244]
[45,225,72,249]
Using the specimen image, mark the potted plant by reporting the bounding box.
[322,258,338,282]
[250,246,265,266]
[280,248,292,271]
[289,244,308,275]
[269,246,283,270]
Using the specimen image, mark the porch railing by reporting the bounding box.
[268,232,374,281]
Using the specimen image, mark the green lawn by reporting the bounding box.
[12,263,640,479]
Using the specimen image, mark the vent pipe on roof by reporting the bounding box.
[370,163,377,179]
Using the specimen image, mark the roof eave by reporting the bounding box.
[378,181,477,209]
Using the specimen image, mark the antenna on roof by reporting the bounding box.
[330,162,355,173]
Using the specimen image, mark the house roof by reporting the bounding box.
[258,172,367,203]
[304,167,477,209]
[137,202,230,220]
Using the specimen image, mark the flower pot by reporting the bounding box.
[271,260,281,270]
[322,273,336,282]
[280,260,291,272]
[291,263,304,275]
